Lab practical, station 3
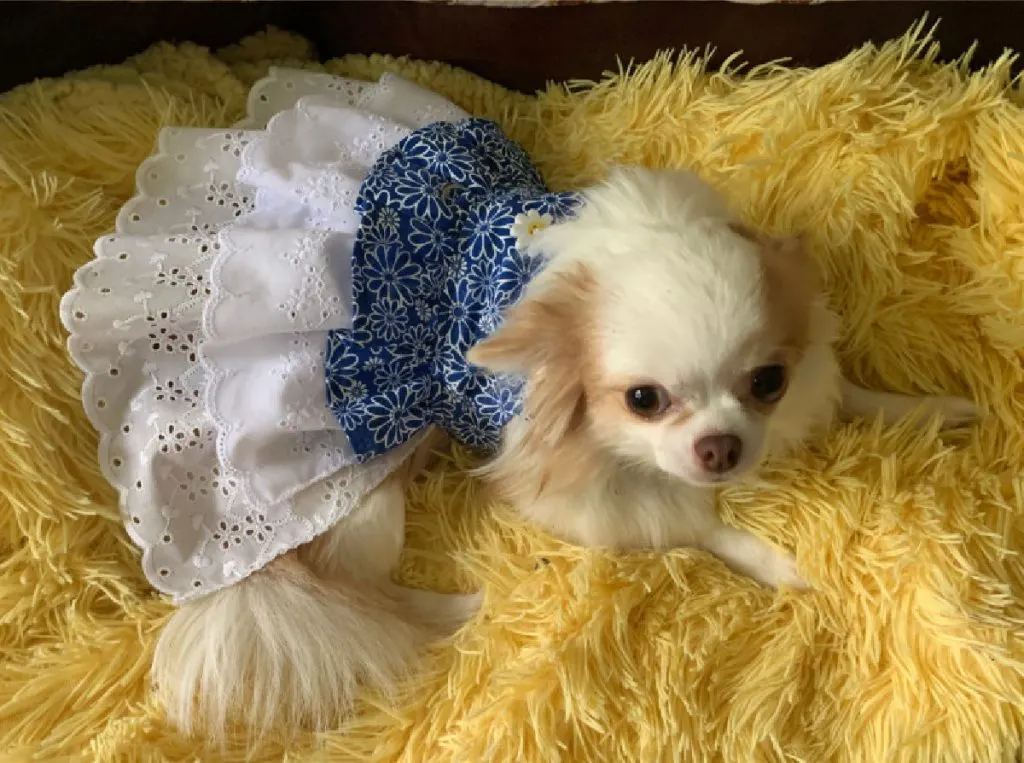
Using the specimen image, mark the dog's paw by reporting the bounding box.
[926,395,981,429]
[704,527,810,590]
[757,550,809,590]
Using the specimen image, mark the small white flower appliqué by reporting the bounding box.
[511,210,553,247]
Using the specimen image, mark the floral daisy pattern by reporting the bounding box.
[325,118,581,459]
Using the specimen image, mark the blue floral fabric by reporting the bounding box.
[324,118,581,460]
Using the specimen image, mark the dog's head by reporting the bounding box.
[469,167,839,488]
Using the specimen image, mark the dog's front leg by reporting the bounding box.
[699,522,808,589]
[839,379,980,429]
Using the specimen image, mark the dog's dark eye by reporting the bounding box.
[625,385,670,418]
[750,364,788,403]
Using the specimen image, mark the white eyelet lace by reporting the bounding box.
[60,68,469,602]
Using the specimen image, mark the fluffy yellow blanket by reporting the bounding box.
[1,24,1021,763]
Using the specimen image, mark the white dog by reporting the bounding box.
[472,168,978,585]
[155,166,977,736]
[64,71,977,738]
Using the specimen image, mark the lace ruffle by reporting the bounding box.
[61,68,468,602]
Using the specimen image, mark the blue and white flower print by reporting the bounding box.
[377,206,401,232]
[406,132,477,183]
[463,258,495,303]
[477,377,524,423]
[391,324,436,368]
[372,359,417,391]
[408,217,454,264]
[367,298,409,342]
[363,247,422,304]
[334,397,367,431]
[324,118,582,459]
[361,216,401,249]
[364,386,426,451]
[435,278,479,348]
[325,333,362,375]
[412,299,436,324]
[391,167,448,220]
[477,299,504,337]
[492,247,542,308]
[436,343,477,395]
[467,203,516,261]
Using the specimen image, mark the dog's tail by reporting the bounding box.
[152,556,416,736]
[152,550,475,738]
[152,432,475,738]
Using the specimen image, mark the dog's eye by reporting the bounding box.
[625,385,670,418]
[750,364,788,403]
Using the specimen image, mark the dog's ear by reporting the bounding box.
[729,223,817,285]
[729,223,819,350]
[467,266,594,373]
[468,266,595,445]
[464,296,552,374]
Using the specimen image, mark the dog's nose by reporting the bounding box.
[694,434,742,473]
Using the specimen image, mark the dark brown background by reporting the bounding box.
[3,1,1024,94]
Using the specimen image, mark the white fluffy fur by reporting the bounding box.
[153,454,480,739]
[479,167,979,588]
[153,167,980,737]
[527,167,844,481]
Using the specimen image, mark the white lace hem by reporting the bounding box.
[60,68,469,602]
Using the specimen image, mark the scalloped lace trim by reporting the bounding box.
[60,68,467,602]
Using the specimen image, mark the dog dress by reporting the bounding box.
[325,118,579,459]
[61,69,579,603]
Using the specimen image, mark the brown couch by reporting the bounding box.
[4,1,1023,93]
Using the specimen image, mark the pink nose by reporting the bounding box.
[694,434,742,473]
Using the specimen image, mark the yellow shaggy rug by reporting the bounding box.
[1,22,1022,763]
